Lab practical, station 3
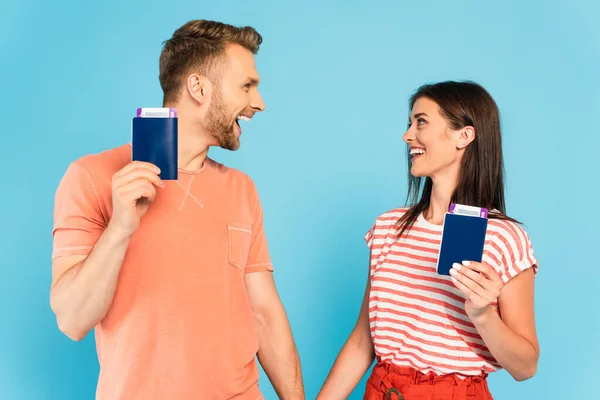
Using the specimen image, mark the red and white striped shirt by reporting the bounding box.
[365,208,538,377]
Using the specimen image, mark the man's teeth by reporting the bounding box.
[237,115,250,122]
[410,148,425,155]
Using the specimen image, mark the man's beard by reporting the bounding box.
[205,90,240,151]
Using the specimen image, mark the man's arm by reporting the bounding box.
[50,224,132,341]
[50,161,162,341]
[244,272,304,400]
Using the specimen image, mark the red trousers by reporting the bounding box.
[364,362,493,400]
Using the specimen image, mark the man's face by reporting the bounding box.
[204,44,265,150]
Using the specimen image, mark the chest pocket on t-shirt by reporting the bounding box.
[227,222,253,272]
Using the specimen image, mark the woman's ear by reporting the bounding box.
[457,126,476,149]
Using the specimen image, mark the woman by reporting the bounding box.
[317,81,539,400]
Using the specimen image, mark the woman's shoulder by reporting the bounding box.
[371,207,410,226]
[485,215,539,282]
[487,215,532,243]
[377,206,410,220]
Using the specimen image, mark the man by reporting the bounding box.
[50,19,305,400]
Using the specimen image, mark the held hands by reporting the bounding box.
[109,161,164,237]
[449,261,503,322]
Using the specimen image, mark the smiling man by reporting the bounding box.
[50,19,304,400]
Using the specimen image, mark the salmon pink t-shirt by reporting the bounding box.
[52,144,273,400]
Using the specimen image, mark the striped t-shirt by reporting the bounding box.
[365,207,538,377]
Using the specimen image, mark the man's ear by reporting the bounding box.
[186,73,211,105]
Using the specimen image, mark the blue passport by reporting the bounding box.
[436,212,488,275]
[131,117,178,180]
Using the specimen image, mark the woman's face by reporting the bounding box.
[403,97,473,180]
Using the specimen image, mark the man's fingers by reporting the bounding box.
[113,169,163,189]
[112,161,160,181]
[118,180,157,203]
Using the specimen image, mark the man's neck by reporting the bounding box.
[164,99,214,172]
[176,116,211,172]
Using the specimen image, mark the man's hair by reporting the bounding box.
[159,19,262,104]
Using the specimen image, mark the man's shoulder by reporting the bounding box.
[54,144,130,210]
[56,144,131,198]
[70,143,131,177]
[207,158,256,187]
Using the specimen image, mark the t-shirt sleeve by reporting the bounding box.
[364,219,381,278]
[245,182,273,274]
[52,162,107,260]
[364,221,376,251]
[483,221,539,285]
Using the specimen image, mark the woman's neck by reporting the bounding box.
[424,171,459,226]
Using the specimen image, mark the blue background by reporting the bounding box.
[1,0,598,399]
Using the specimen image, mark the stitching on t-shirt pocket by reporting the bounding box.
[227,222,253,272]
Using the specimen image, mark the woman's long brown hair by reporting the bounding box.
[396,81,519,238]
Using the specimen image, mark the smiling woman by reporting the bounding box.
[398,81,519,238]
[317,81,540,400]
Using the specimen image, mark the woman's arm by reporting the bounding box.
[451,263,539,381]
[316,275,376,399]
